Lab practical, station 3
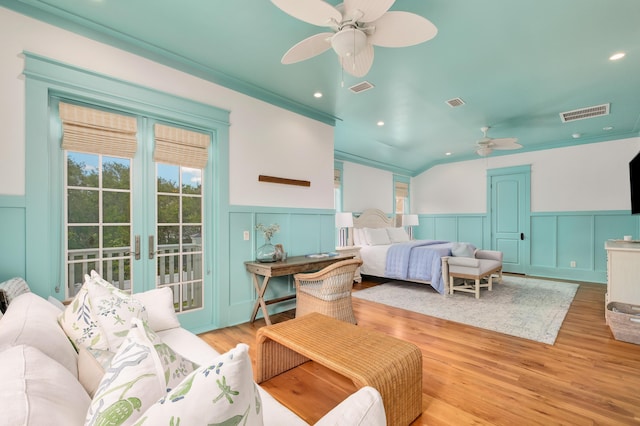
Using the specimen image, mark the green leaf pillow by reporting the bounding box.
[133,343,263,426]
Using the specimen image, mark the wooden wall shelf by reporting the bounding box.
[258,175,310,187]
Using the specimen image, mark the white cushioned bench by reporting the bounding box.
[447,250,503,299]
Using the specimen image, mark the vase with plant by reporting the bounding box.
[255,223,281,262]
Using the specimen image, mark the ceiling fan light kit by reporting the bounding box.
[271,0,438,77]
[331,27,367,57]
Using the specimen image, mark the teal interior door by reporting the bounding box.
[489,166,530,274]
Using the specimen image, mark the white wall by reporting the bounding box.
[413,137,640,214]
[342,162,395,213]
[0,8,334,209]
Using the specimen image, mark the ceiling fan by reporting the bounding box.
[271,0,438,77]
[475,127,522,157]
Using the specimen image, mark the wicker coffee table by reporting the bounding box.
[256,312,422,426]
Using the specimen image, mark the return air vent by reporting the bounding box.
[446,97,465,108]
[560,103,610,122]
[349,81,374,94]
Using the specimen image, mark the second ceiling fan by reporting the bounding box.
[475,127,522,157]
[271,0,438,77]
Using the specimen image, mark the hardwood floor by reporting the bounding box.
[199,278,640,425]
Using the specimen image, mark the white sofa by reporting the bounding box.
[0,280,385,425]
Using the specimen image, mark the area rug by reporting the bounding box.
[352,276,579,344]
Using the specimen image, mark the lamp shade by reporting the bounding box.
[335,212,354,228]
[402,214,419,227]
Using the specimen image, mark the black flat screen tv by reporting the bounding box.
[631,150,640,214]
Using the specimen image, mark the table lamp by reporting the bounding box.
[335,212,354,247]
[402,214,419,240]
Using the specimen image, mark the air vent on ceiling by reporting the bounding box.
[560,103,610,122]
[446,97,465,108]
[349,81,374,94]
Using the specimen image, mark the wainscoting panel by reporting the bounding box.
[530,216,557,267]
[557,215,594,271]
[434,217,457,241]
[416,214,486,249]
[226,207,335,326]
[0,197,27,282]
[417,211,639,284]
[528,211,639,283]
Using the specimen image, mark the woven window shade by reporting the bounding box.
[59,103,137,157]
[395,181,409,198]
[154,123,210,169]
[334,168,341,189]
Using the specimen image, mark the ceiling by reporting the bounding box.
[4,0,640,176]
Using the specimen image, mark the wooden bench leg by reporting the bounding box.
[475,278,480,299]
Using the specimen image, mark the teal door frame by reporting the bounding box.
[486,165,531,274]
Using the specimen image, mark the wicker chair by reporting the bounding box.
[294,258,363,324]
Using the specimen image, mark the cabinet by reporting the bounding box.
[605,241,640,309]
[335,246,362,283]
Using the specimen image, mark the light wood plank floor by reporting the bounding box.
[199,278,640,425]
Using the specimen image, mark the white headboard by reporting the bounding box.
[353,209,395,229]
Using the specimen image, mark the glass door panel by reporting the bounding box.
[65,152,133,296]
[155,164,204,312]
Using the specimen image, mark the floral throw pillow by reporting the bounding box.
[58,281,109,351]
[133,343,263,426]
[132,318,198,392]
[85,321,166,426]
[86,271,148,352]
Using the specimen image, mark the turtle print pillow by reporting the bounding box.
[132,343,263,426]
[85,319,167,426]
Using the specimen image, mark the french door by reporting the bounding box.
[62,102,208,317]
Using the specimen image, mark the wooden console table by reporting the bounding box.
[256,312,423,426]
[245,254,354,325]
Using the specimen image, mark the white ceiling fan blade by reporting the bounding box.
[343,0,394,23]
[339,43,374,77]
[491,138,522,150]
[271,0,342,27]
[369,11,438,47]
[281,32,333,64]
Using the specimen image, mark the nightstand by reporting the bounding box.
[335,246,362,283]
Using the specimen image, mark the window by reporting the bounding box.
[394,176,410,226]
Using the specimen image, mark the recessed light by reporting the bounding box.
[609,52,626,61]
[377,121,385,126]
[603,126,614,131]
[445,152,452,156]
[313,91,323,98]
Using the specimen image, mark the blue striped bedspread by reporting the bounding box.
[385,240,452,294]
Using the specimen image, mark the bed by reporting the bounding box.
[352,209,452,295]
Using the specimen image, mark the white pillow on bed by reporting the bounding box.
[353,227,365,246]
[364,227,391,245]
[386,227,410,243]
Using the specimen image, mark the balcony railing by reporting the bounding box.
[66,243,203,311]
